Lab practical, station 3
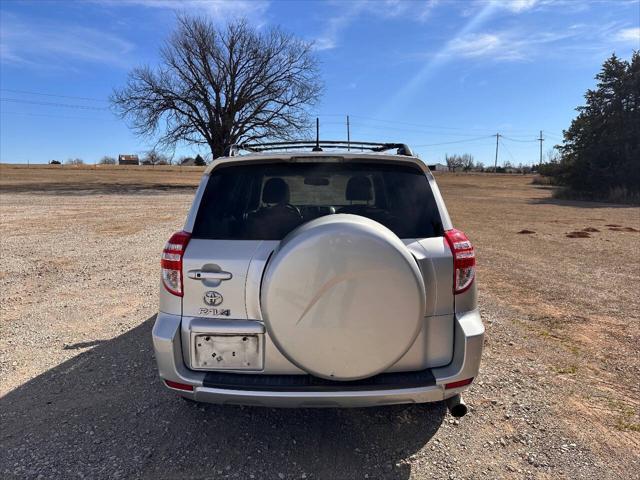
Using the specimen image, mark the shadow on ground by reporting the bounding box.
[0,316,445,479]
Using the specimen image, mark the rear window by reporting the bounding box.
[192,162,443,240]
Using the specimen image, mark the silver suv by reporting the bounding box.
[152,141,483,416]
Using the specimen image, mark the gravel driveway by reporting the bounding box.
[1,167,638,479]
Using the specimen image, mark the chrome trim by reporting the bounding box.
[188,318,265,334]
[187,270,233,281]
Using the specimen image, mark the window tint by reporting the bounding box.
[192,162,443,240]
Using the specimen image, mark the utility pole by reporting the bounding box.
[346,115,351,151]
[538,130,544,167]
[494,133,500,172]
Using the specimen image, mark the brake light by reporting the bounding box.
[161,230,191,296]
[444,228,476,294]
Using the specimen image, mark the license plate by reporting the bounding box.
[192,334,262,371]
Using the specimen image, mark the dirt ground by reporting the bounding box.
[1,164,638,479]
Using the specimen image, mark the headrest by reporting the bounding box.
[345,175,372,201]
[262,178,290,204]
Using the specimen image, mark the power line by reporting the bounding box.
[0,110,117,121]
[501,135,538,143]
[413,136,494,147]
[544,132,564,140]
[0,88,108,103]
[316,113,503,134]
[0,98,109,111]
[349,122,506,138]
[500,137,517,165]
[317,113,560,141]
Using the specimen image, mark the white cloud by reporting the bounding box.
[462,0,538,17]
[314,0,440,51]
[444,22,640,63]
[373,0,440,20]
[615,27,640,44]
[448,33,505,58]
[314,7,361,51]
[445,30,560,61]
[501,0,539,13]
[0,14,134,68]
[93,0,270,21]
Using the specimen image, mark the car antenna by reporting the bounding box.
[312,117,323,152]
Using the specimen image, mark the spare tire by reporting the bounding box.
[261,214,425,380]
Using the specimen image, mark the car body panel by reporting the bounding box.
[154,151,481,407]
[152,308,483,407]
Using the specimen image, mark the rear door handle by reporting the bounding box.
[187,270,233,281]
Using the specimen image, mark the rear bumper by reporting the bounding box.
[151,309,484,408]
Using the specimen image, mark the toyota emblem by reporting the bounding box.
[203,291,223,306]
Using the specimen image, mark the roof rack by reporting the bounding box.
[225,140,414,157]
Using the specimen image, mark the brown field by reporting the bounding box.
[1,164,638,479]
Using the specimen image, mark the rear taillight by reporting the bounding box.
[444,228,476,294]
[161,230,191,297]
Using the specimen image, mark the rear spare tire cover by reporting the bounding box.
[261,214,425,380]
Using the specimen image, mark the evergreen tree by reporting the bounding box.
[557,52,640,200]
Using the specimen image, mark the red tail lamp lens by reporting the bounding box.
[444,228,476,294]
[161,231,191,296]
[165,380,194,391]
[444,378,474,390]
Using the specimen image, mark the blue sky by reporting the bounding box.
[1,0,638,166]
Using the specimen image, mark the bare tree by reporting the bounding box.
[460,154,474,171]
[65,158,84,165]
[111,17,322,159]
[142,150,171,165]
[445,154,461,172]
[99,156,117,165]
[445,153,474,172]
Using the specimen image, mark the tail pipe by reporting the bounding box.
[445,394,468,418]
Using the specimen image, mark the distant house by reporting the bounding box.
[118,154,139,165]
[428,163,448,172]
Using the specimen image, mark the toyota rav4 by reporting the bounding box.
[152,141,484,416]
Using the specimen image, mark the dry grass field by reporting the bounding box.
[0,163,638,479]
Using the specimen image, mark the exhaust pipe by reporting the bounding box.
[445,394,468,418]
